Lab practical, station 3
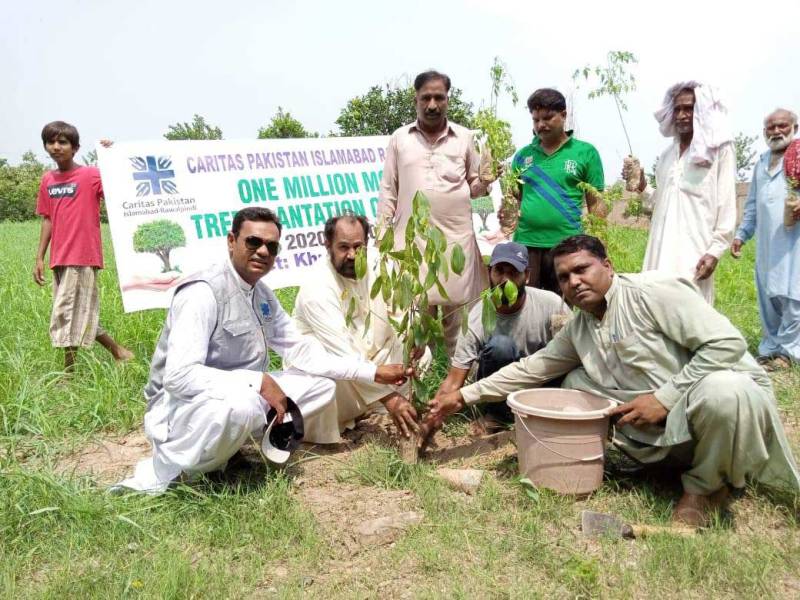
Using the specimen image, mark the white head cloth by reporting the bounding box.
[654,81,733,167]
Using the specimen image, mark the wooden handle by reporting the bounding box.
[631,524,696,538]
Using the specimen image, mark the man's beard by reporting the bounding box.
[336,259,356,279]
[767,132,794,152]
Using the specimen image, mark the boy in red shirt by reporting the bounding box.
[33,121,133,371]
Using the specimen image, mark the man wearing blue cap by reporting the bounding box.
[431,242,571,433]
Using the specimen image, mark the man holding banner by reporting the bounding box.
[378,70,496,355]
[115,207,410,493]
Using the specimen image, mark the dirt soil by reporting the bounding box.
[55,431,151,485]
[53,407,800,596]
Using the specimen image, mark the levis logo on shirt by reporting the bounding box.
[48,182,78,199]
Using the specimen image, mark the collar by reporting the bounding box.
[582,275,616,323]
[604,274,619,305]
[408,120,456,141]
[762,150,786,178]
[227,258,256,295]
[531,130,574,153]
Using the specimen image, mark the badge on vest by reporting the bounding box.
[260,301,272,320]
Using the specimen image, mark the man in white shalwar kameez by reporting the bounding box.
[294,214,430,443]
[114,208,409,494]
[626,81,736,304]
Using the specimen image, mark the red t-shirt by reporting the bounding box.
[36,165,104,268]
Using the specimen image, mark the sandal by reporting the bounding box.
[765,355,793,372]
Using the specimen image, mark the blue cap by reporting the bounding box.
[489,242,528,272]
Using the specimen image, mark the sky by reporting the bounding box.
[4,0,800,180]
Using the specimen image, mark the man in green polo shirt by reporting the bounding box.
[511,88,605,293]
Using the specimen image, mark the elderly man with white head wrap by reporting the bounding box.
[624,82,737,304]
[731,109,800,371]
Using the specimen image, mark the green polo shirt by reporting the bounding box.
[511,135,604,248]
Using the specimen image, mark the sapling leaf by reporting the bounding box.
[370,275,383,299]
[363,309,371,337]
[435,278,449,302]
[398,311,409,335]
[460,305,470,335]
[345,296,357,326]
[440,251,450,281]
[492,285,504,307]
[481,295,497,335]
[450,244,466,275]
[354,247,367,280]
[503,280,519,305]
[379,227,394,253]
[405,216,416,247]
[423,268,437,292]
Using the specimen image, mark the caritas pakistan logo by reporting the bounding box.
[130,156,178,196]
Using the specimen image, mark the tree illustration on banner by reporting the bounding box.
[471,196,495,232]
[133,219,186,273]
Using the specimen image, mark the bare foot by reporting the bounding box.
[672,486,730,528]
[114,347,135,363]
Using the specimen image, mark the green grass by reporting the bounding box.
[1,221,799,598]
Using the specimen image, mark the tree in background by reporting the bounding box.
[133,219,186,272]
[164,115,223,140]
[82,150,98,166]
[335,84,475,136]
[258,107,318,139]
[0,151,47,221]
[647,157,659,189]
[734,132,758,182]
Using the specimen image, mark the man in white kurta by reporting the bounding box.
[732,109,800,368]
[115,208,408,494]
[628,82,736,304]
[294,215,427,443]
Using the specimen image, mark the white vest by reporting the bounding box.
[144,262,278,409]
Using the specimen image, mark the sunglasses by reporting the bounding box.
[243,235,281,256]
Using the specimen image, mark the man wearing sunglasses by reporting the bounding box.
[116,207,410,493]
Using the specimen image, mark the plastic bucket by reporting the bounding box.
[507,388,614,495]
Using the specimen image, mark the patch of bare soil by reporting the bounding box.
[607,193,650,230]
[335,411,517,468]
[286,437,421,557]
[55,431,151,484]
[423,429,516,468]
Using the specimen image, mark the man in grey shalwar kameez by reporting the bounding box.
[428,235,799,527]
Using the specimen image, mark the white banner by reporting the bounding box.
[98,136,502,312]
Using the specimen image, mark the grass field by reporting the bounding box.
[1,221,799,598]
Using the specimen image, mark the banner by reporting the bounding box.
[98,136,501,312]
